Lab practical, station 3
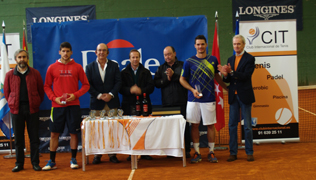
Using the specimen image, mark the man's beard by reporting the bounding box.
[18,62,27,69]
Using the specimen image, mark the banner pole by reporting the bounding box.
[4,114,16,159]
[214,130,228,150]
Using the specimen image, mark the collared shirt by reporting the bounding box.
[96,59,114,99]
[17,66,28,74]
[131,66,139,75]
[96,58,108,83]
[234,50,245,71]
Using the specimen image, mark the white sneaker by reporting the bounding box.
[42,160,57,171]
[70,158,79,169]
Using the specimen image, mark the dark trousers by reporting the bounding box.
[12,104,40,166]
[180,104,191,153]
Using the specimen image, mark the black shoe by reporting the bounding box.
[126,155,131,161]
[92,156,101,164]
[141,155,153,160]
[227,155,237,162]
[109,156,120,163]
[33,164,41,171]
[12,166,23,172]
[186,152,191,158]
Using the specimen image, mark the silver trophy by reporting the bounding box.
[89,110,96,120]
[117,109,124,118]
[108,109,115,118]
[195,84,203,97]
[100,110,106,119]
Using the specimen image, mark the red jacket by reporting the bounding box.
[44,59,90,107]
[4,66,45,114]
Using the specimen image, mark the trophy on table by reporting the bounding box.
[108,109,115,118]
[117,109,124,118]
[89,110,96,120]
[100,110,106,119]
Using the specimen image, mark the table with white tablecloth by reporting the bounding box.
[81,115,186,171]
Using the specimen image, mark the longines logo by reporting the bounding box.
[238,5,295,20]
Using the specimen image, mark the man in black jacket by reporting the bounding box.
[86,43,122,164]
[120,49,155,161]
[154,46,191,158]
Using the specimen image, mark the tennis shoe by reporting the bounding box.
[42,160,57,171]
[190,152,202,163]
[70,158,79,169]
[208,151,218,163]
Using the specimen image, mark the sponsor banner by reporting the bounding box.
[248,123,299,140]
[25,5,96,43]
[240,20,299,142]
[0,136,15,151]
[232,0,302,31]
[32,16,207,151]
[0,33,20,67]
[252,56,298,124]
[32,16,208,110]
[240,20,297,56]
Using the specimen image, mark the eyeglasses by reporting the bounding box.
[164,53,173,57]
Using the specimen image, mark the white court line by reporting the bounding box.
[128,169,135,180]
[298,107,316,116]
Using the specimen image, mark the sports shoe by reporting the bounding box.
[42,160,57,171]
[70,158,79,169]
[208,151,218,163]
[190,152,202,163]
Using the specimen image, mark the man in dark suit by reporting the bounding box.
[218,35,255,162]
[85,43,122,164]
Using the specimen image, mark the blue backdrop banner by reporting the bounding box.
[32,15,208,110]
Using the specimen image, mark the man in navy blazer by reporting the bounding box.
[85,43,122,164]
[218,35,255,162]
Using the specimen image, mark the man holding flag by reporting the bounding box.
[180,35,227,163]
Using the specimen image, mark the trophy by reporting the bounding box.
[61,93,67,104]
[117,109,124,118]
[89,110,96,120]
[195,85,203,97]
[108,109,115,118]
[100,110,106,119]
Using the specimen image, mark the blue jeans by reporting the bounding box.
[229,94,253,155]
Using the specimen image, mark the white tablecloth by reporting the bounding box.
[82,115,186,157]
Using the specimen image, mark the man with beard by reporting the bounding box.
[4,49,44,172]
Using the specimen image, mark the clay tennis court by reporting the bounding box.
[1,88,315,179]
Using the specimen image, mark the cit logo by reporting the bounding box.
[247,27,260,45]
